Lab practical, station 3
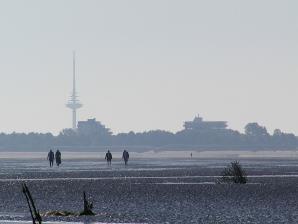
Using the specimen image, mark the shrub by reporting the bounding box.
[219,161,247,184]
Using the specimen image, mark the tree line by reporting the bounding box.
[0,120,296,151]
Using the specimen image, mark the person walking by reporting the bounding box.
[122,150,129,166]
[55,149,62,167]
[105,150,112,166]
[47,150,54,167]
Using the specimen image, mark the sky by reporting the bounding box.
[0,0,297,135]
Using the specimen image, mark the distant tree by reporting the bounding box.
[273,129,282,136]
[272,129,298,149]
[60,128,77,137]
[244,123,271,148]
[245,123,269,137]
[56,128,79,146]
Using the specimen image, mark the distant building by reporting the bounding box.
[77,118,111,136]
[184,114,227,130]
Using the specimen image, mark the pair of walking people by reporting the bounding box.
[104,150,129,166]
[47,149,62,167]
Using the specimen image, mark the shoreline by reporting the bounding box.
[0,150,297,159]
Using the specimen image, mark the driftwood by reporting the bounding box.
[22,184,95,219]
[80,191,95,216]
[22,183,42,224]
[42,210,76,217]
[43,191,95,217]
[41,191,95,217]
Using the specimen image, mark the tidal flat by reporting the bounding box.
[0,152,298,223]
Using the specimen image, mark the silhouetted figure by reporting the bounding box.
[122,150,129,166]
[190,152,192,158]
[47,150,54,167]
[55,150,62,167]
[105,150,112,166]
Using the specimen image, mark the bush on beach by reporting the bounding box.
[219,161,247,184]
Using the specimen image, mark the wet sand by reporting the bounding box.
[0,155,298,223]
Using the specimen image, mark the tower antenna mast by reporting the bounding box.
[66,51,82,129]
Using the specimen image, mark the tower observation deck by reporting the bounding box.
[66,52,82,129]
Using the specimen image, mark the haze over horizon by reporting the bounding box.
[0,0,297,135]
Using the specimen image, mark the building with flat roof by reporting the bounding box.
[77,118,111,136]
[184,114,227,130]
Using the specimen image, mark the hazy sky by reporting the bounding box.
[0,0,297,135]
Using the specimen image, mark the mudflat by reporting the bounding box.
[0,154,298,223]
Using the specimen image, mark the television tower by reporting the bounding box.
[66,52,82,129]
